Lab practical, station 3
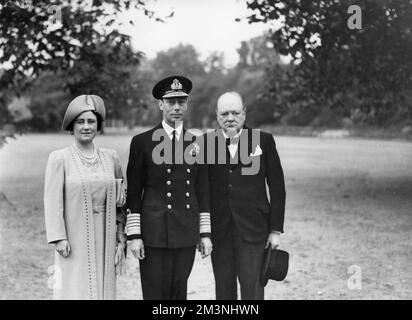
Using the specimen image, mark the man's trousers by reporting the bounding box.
[211,221,266,300]
[139,246,196,300]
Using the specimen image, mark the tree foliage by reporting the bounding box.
[0,0,167,145]
[139,41,282,129]
[245,0,412,126]
[151,43,206,78]
[237,32,280,70]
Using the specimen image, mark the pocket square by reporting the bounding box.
[250,145,263,157]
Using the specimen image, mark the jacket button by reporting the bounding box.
[229,169,233,173]
[167,204,172,209]
[167,180,171,185]
[186,204,190,209]
[167,168,172,173]
[186,180,190,185]
[229,184,232,188]
[187,168,191,173]
[186,192,190,197]
[167,192,171,197]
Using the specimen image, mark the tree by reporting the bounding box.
[204,51,226,74]
[19,71,68,132]
[245,0,412,126]
[64,37,143,122]
[151,44,206,79]
[0,0,169,146]
[237,32,280,70]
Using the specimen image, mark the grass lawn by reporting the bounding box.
[1,132,411,299]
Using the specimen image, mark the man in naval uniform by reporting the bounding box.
[125,75,213,300]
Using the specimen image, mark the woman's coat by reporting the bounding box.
[44,145,125,300]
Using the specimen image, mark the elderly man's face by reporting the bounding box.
[216,94,245,134]
[159,97,188,127]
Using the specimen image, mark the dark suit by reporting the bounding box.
[126,123,209,299]
[206,126,286,299]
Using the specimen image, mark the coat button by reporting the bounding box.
[167,168,172,173]
[186,180,190,185]
[229,184,232,188]
[186,204,190,209]
[229,169,233,173]
[167,180,171,185]
[167,204,172,209]
[186,192,190,197]
[167,192,171,197]
[187,168,191,173]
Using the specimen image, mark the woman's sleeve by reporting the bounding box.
[113,150,127,226]
[44,151,67,244]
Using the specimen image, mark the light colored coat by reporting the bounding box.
[44,145,125,300]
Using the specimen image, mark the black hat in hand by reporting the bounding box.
[260,248,289,286]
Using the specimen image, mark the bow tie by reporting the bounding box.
[225,137,239,145]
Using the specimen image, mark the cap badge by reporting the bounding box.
[171,79,183,90]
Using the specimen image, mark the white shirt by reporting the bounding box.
[223,129,243,158]
[162,120,183,141]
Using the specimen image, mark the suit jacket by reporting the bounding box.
[207,126,286,243]
[126,123,209,248]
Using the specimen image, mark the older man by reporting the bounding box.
[207,92,286,300]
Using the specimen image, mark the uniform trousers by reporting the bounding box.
[211,220,265,300]
[139,246,196,300]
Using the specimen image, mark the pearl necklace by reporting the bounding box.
[73,143,101,167]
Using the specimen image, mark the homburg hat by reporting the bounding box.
[260,248,289,286]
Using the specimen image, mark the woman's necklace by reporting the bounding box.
[73,143,101,167]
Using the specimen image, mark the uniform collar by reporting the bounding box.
[162,120,183,140]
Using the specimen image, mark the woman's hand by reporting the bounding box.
[115,242,127,275]
[116,231,127,248]
[55,239,71,257]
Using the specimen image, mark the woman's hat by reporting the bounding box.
[260,248,289,286]
[62,95,106,130]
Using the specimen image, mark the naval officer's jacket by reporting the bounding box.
[126,122,210,248]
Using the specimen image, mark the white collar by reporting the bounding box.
[222,128,243,140]
[162,120,183,140]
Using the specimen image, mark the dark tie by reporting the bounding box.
[171,130,176,164]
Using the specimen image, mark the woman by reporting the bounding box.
[44,94,127,300]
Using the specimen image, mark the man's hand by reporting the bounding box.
[265,231,281,250]
[55,239,71,257]
[130,239,145,260]
[198,237,213,258]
